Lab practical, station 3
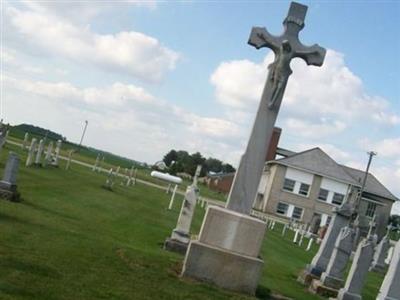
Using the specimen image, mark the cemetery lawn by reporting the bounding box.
[0,143,384,300]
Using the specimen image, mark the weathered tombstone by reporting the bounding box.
[65,150,74,170]
[311,226,355,296]
[92,154,100,172]
[306,238,314,251]
[165,165,202,254]
[299,203,354,285]
[26,138,37,167]
[0,152,21,201]
[336,235,376,300]
[168,184,179,210]
[376,239,400,300]
[103,168,115,190]
[182,2,326,294]
[52,140,62,167]
[299,232,306,247]
[34,139,44,166]
[126,166,135,186]
[282,223,288,237]
[371,233,391,273]
[43,141,53,167]
[294,228,300,244]
[22,132,29,150]
[271,221,276,230]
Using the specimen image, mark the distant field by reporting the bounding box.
[7,129,227,202]
[0,142,384,300]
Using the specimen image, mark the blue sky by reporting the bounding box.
[2,0,399,213]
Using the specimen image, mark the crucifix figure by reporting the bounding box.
[226,2,326,214]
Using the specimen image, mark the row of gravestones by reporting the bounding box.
[102,164,138,190]
[297,202,399,299]
[24,133,63,168]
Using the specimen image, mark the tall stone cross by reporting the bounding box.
[226,2,326,214]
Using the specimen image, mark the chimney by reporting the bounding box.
[265,127,282,161]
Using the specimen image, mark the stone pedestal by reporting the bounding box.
[377,239,400,300]
[298,203,353,284]
[310,279,339,298]
[181,205,266,295]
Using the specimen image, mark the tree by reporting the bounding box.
[161,149,236,177]
[163,150,178,167]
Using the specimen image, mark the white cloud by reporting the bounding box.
[3,75,242,164]
[359,138,400,158]
[285,118,346,139]
[5,4,179,82]
[20,0,157,22]
[210,50,400,127]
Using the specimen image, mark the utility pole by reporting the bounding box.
[355,151,377,211]
[77,120,88,152]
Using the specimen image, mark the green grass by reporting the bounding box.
[0,143,384,299]
[8,132,228,202]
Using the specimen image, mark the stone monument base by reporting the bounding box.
[310,279,339,298]
[181,205,266,295]
[164,230,190,255]
[182,241,263,295]
[0,181,20,202]
[297,267,320,286]
[370,263,386,274]
[337,288,361,300]
[320,272,344,290]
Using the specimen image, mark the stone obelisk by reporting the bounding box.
[181,2,325,295]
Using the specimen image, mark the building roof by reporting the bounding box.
[341,165,398,202]
[271,148,360,186]
[269,147,398,202]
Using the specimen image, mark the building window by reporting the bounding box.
[276,202,289,215]
[366,202,377,218]
[299,183,310,196]
[326,216,332,225]
[283,178,295,192]
[318,188,329,201]
[292,207,303,220]
[332,193,344,205]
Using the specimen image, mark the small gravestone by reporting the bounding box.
[306,238,314,251]
[0,152,21,202]
[26,138,37,167]
[299,203,354,285]
[43,141,53,167]
[22,132,29,150]
[35,139,44,166]
[336,235,376,300]
[371,232,391,274]
[103,168,115,190]
[311,226,355,297]
[65,149,74,170]
[126,166,135,186]
[92,154,100,172]
[376,239,400,300]
[52,140,62,167]
[165,165,202,254]
[282,223,288,237]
